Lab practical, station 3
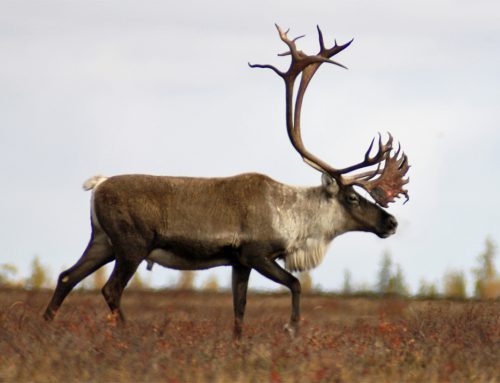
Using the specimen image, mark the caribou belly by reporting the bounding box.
[146,249,232,271]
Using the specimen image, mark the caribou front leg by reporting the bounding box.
[231,263,251,339]
[242,251,301,337]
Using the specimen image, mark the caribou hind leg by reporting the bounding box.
[43,231,114,321]
[231,263,251,339]
[101,243,146,323]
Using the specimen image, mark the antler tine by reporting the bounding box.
[316,26,354,69]
[332,133,393,176]
[247,62,284,78]
[248,24,305,77]
[274,24,303,62]
[317,25,326,51]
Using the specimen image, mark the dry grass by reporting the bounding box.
[1,289,499,382]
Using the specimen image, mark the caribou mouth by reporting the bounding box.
[378,230,396,239]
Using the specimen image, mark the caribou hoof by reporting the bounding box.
[233,328,243,341]
[106,311,123,327]
[283,323,297,338]
[43,308,57,322]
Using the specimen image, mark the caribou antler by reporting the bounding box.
[341,134,410,207]
[249,24,410,207]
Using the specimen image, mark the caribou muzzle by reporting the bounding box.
[378,214,398,238]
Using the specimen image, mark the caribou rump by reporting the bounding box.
[44,25,409,338]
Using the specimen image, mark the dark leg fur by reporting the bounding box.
[240,249,301,336]
[43,233,113,321]
[101,245,146,323]
[232,263,251,339]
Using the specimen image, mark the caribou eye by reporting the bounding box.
[347,193,359,205]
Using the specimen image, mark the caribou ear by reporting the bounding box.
[321,173,339,196]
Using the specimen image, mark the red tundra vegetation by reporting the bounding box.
[1,289,498,382]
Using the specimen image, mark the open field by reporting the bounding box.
[1,289,499,382]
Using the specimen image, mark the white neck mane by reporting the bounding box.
[284,237,329,272]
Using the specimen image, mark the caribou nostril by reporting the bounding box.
[387,216,398,231]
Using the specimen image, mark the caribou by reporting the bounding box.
[44,25,409,337]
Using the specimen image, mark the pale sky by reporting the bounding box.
[1,1,499,293]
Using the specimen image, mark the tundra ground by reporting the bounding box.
[1,289,498,382]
